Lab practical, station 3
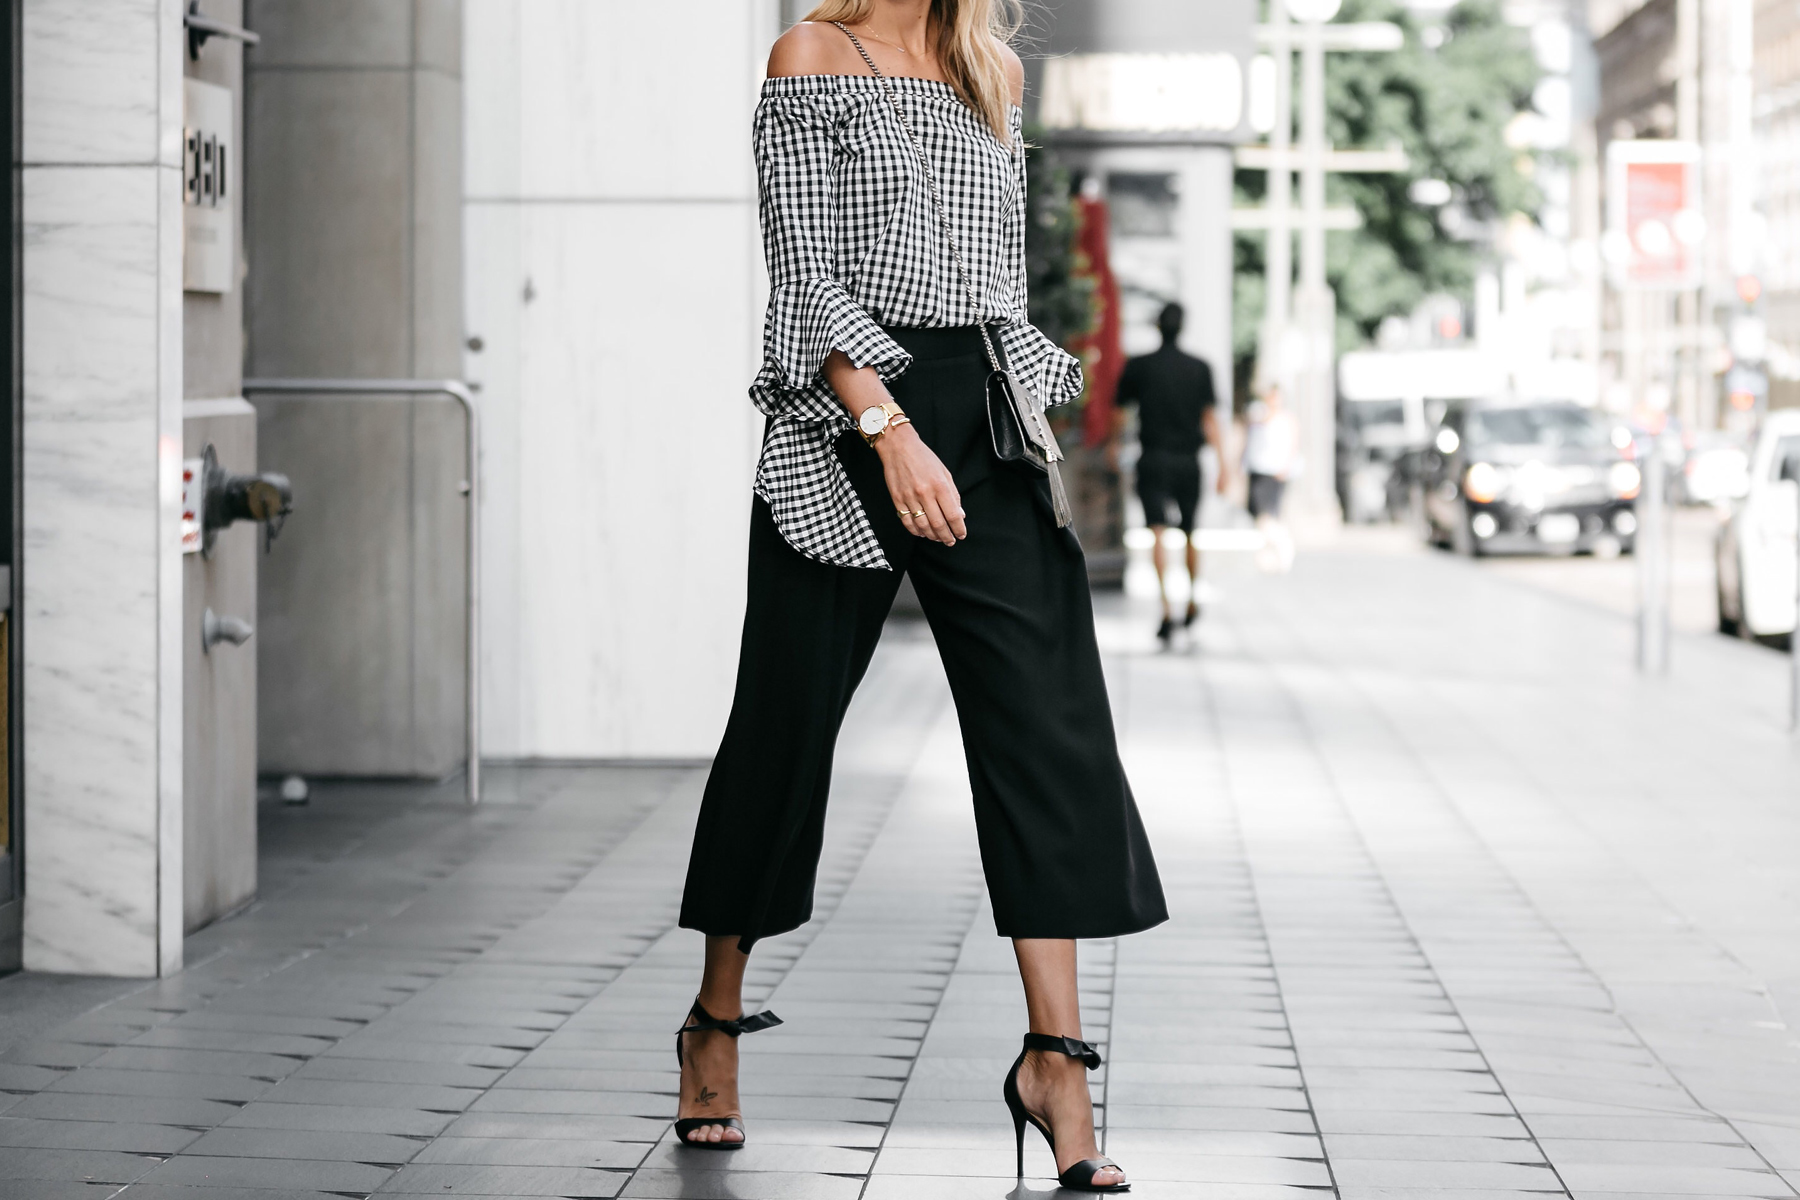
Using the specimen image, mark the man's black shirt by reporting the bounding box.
[1117,343,1216,455]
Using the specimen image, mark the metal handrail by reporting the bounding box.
[185,2,261,58]
[242,378,480,805]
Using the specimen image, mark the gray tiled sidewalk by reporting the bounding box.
[2,542,1799,1198]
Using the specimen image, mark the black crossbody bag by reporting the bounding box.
[835,23,1073,528]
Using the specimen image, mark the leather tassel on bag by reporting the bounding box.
[1046,460,1073,528]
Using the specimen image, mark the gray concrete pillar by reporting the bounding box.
[245,0,467,778]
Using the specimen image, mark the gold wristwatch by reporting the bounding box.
[857,401,910,446]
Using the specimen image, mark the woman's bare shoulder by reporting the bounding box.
[997,41,1024,105]
[768,21,859,79]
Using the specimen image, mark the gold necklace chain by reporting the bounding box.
[852,23,924,56]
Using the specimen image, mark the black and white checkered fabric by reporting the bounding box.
[751,73,1083,571]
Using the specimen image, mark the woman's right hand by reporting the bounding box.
[876,424,965,545]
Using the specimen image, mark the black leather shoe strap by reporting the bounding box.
[1060,1156,1127,1190]
[1022,1032,1103,1070]
[678,1000,784,1039]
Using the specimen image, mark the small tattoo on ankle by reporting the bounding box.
[696,1086,717,1106]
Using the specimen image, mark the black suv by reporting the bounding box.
[1421,400,1640,556]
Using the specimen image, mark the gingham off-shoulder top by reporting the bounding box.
[750,73,1083,571]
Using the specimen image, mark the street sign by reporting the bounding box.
[1604,140,1703,290]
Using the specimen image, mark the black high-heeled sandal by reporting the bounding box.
[672,998,782,1150]
[1002,1033,1129,1192]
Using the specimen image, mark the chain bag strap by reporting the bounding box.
[833,23,1072,528]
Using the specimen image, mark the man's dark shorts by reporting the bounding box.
[1137,449,1200,532]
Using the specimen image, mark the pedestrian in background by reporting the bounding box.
[1245,383,1298,572]
[671,3,1165,1193]
[1116,301,1229,645]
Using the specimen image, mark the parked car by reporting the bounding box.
[1715,410,1800,639]
[1680,431,1752,506]
[1336,347,1502,525]
[1338,395,1429,524]
[1421,399,1640,556]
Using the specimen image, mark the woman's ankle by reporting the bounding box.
[695,991,743,1020]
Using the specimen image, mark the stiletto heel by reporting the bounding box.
[1000,1033,1129,1192]
[672,997,782,1150]
[1011,1103,1027,1178]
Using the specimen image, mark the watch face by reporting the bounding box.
[859,407,889,436]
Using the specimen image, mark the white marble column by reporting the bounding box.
[21,0,186,976]
[464,0,773,759]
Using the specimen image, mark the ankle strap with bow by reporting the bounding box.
[675,998,783,1057]
[1022,1032,1103,1070]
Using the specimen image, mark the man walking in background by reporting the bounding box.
[1117,302,1228,646]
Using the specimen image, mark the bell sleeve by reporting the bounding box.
[994,113,1084,411]
[749,92,912,425]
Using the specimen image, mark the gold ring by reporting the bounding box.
[911,509,926,518]
[896,509,911,517]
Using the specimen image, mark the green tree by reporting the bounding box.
[1233,0,1541,394]
[1024,130,1093,356]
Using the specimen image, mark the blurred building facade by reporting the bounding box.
[1476,0,1603,407]
[1030,0,1252,391]
[1754,0,1800,406]
[1592,0,1759,425]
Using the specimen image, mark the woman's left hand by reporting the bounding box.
[876,424,965,546]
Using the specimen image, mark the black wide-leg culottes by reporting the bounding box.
[681,326,1168,952]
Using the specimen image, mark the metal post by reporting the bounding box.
[1675,0,1703,432]
[1791,470,1800,732]
[1299,21,1327,303]
[1263,0,1294,366]
[1637,434,1668,674]
[1293,16,1338,524]
[242,379,481,805]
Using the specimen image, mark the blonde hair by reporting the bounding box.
[802,0,1023,140]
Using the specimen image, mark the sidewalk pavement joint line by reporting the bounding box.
[631,648,947,1193]
[1285,602,1800,1197]
[1096,932,1120,1163]
[1245,602,1612,1200]
[1199,657,1346,1200]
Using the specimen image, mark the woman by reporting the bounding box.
[673,1,1166,1191]
[1244,383,1298,573]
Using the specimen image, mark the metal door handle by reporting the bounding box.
[202,608,253,652]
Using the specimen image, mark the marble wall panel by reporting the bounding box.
[513,202,759,757]
[23,0,163,166]
[461,0,520,200]
[514,0,763,201]
[462,203,524,756]
[465,1,772,758]
[21,166,170,976]
[155,142,185,979]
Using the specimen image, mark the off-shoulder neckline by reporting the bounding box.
[760,73,1021,113]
